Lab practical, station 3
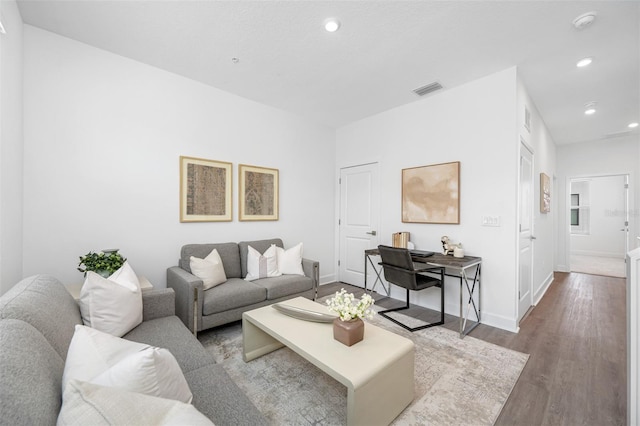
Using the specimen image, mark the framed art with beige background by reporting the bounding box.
[239,164,279,221]
[402,161,460,224]
[180,156,232,222]
[540,172,551,213]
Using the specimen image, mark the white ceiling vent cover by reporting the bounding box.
[413,82,443,97]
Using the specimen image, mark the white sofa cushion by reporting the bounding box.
[79,261,142,337]
[92,347,192,403]
[63,325,192,403]
[58,380,212,426]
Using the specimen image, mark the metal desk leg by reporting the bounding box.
[364,253,389,296]
[459,264,481,338]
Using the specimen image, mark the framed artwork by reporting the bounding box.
[540,173,551,213]
[239,164,279,221]
[179,156,232,222]
[402,161,460,224]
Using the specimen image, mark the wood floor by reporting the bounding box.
[319,272,627,426]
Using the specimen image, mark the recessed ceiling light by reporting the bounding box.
[576,57,593,67]
[324,18,341,33]
[584,102,597,115]
[629,122,639,128]
[573,11,597,30]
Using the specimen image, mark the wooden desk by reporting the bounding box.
[364,249,481,338]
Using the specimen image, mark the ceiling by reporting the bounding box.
[14,0,640,145]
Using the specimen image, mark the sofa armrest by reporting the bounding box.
[142,288,175,321]
[166,266,203,334]
[302,258,320,300]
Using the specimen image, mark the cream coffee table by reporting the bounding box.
[242,297,414,426]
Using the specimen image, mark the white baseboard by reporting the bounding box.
[319,274,335,286]
[480,311,519,333]
[534,272,554,305]
[571,250,625,258]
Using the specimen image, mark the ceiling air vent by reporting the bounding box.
[413,82,443,97]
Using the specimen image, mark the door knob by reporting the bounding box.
[529,236,537,240]
[366,231,377,236]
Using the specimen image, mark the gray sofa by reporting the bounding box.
[0,274,267,426]
[167,238,319,334]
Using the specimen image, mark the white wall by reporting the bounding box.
[0,0,24,295]
[516,74,556,305]
[336,67,520,331]
[570,175,627,257]
[556,136,640,271]
[22,26,336,288]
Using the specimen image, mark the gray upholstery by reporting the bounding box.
[252,274,314,300]
[0,275,267,426]
[0,319,65,426]
[238,238,284,278]
[141,288,176,321]
[0,275,81,360]
[202,278,266,316]
[184,366,267,425]
[168,238,319,333]
[123,316,213,373]
[180,242,242,278]
[201,288,315,331]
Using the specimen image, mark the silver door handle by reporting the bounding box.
[366,231,377,236]
[530,236,537,240]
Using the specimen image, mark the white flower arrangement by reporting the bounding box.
[326,288,376,322]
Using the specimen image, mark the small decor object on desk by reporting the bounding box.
[441,236,455,255]
[326,288,375,347]
[78,249,126,278]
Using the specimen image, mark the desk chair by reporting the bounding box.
[377,245,445,332]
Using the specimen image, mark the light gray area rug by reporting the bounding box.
[199,307,528,426]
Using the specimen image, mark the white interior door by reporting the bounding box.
[339,163,379,287]
[518,143,534,322]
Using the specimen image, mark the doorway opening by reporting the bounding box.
[569,174,629,278]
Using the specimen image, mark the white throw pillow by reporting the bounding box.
[79,261,143,337]
[245,244,281,281]
[58,380,213,426]
[63,325,192,403]
[276,243,305,276]
[63,325,150,389]
[190,249,227,290]
[92,347,193,403]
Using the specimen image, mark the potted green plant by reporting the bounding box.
[78,249,126,278]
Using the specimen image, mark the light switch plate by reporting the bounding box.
[482,216,501,227]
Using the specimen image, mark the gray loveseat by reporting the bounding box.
[167,238,319,333]
[0,275,266,426]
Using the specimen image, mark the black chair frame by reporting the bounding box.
[377,247,445,332]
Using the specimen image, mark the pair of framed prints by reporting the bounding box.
[179,156,278,222]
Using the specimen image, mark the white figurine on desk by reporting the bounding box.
[441,236,464,257]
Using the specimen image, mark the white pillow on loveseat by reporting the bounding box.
[276,242,305,276]
[58,380,212,426]
[245,244,281,281]
[190,249,227,290]
[79,261,142,337]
